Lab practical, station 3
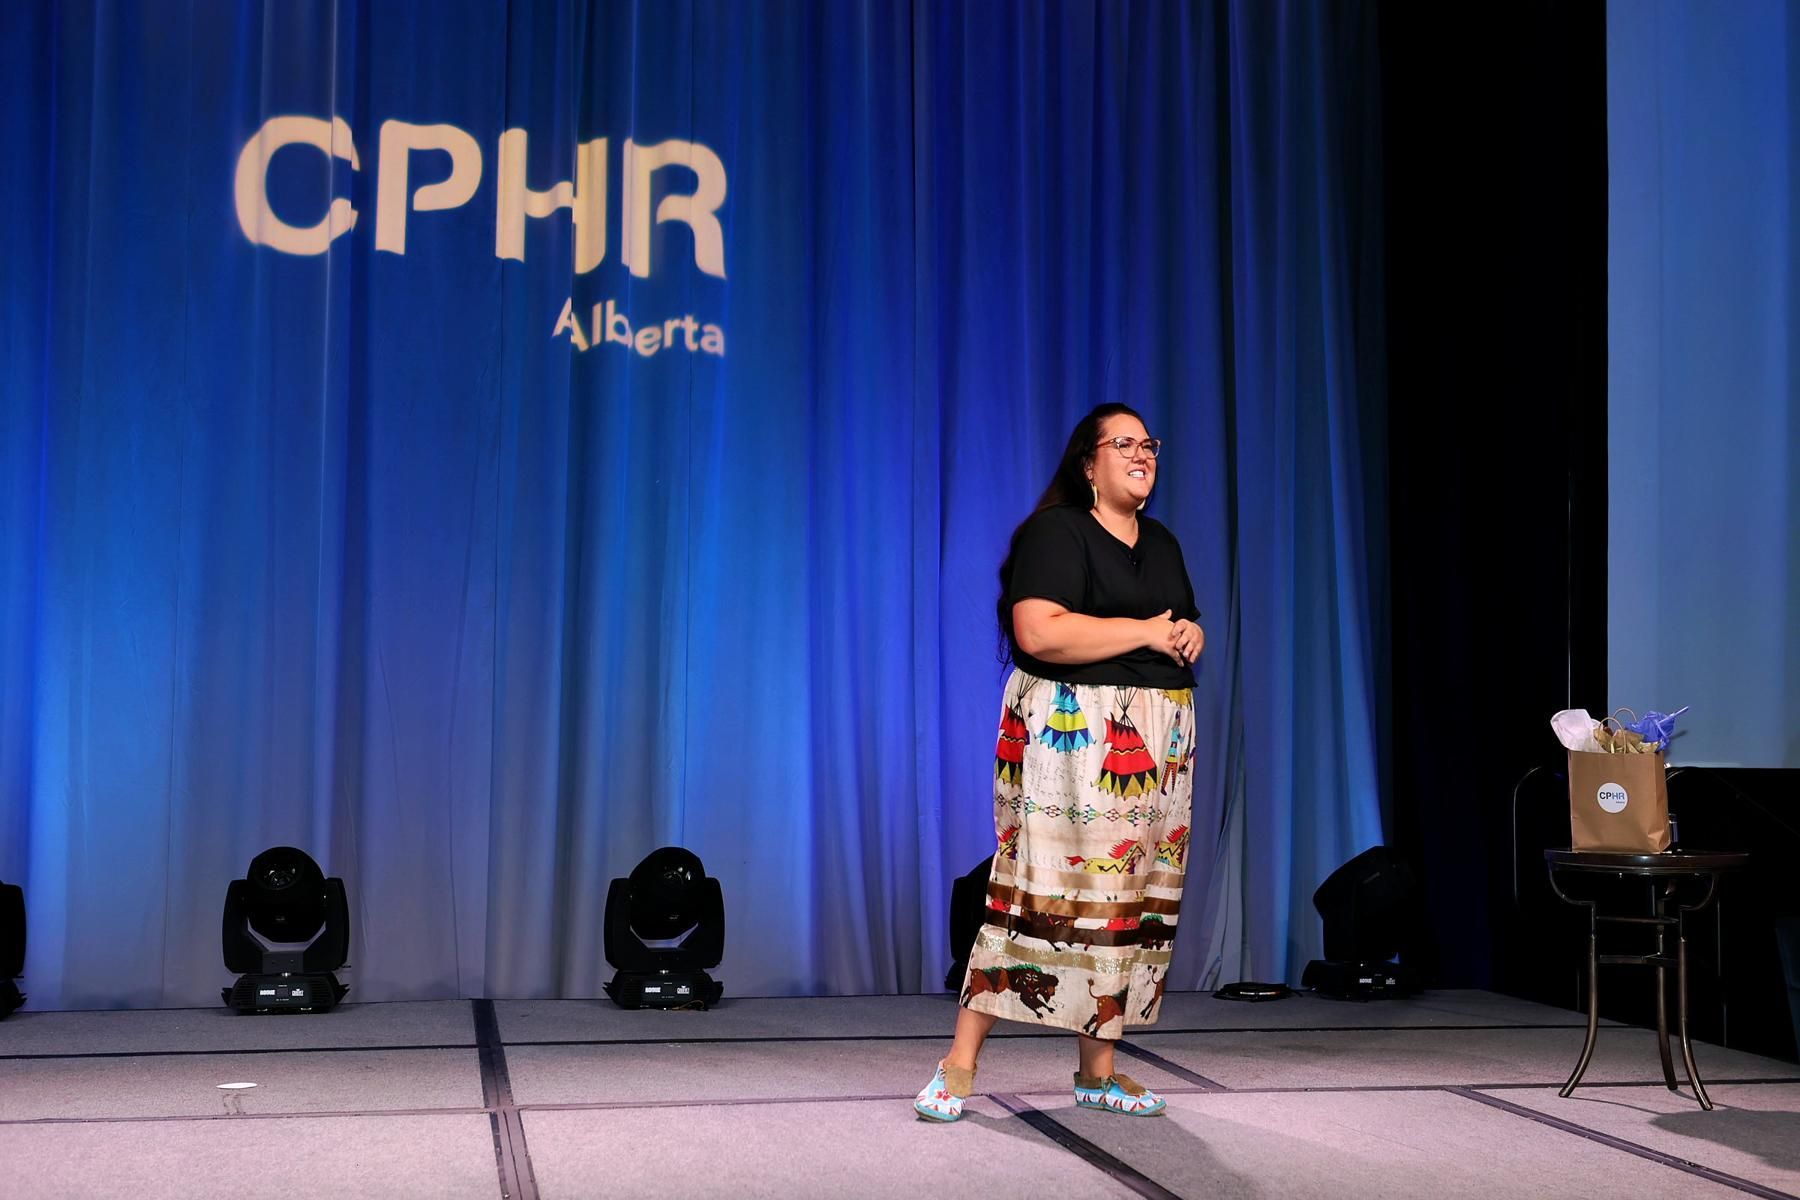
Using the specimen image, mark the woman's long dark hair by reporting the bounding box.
[996,403,1144,657]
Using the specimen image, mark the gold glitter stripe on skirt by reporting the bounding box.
[986,883,1183,920]
[973,928,1173,975]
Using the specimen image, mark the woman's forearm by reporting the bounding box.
[1013,602,1160,665]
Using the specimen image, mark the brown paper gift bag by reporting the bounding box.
[1566,749,1670,852]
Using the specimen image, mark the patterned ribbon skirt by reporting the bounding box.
[959,669,1195,1039]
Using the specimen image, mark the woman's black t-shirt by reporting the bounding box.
[1005,505,1201,688]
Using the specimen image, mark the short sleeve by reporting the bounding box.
[1173,537,1202,623]
[1009,509,1088,612]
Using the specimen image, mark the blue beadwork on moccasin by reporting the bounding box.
[1073,1074,1167,1116]
[914,1062,967,1122]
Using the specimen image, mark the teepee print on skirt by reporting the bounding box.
[1095,701,1158,798]
[962,671,1196,1039]
[1039,682,1094,752]
[994,700,1028,786]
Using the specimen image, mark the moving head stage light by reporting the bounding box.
[1,879,23,1018]
[221,847,350,1013]
[604,847,725,1009]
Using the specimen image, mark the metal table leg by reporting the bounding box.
[1654,881,1677,1089]
[1561,896,1600,1098]
[1676,874,1721,1111]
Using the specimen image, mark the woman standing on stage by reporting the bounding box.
[915,403,1204,1122]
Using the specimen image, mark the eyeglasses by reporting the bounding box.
[1098,436,1162,460]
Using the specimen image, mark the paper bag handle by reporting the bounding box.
[1595,708,1665,756]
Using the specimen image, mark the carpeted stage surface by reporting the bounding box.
[2,990,1796,1198]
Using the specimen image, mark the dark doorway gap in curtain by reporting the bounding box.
[1378,1,1609,993]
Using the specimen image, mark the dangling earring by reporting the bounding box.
[1137,497,1147,512]
[1090,480,1098,508]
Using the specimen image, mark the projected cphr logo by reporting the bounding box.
[1595,782,1629,814]
[233,116,728,359]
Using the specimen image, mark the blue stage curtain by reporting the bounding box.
[0,0,1385,1008]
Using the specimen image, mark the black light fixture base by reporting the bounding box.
[223,972,348,1013]
[0,979,22,1019]
[1301,958,1420,1000]
[604,969,723,1010]
[1213,981,1295,1002]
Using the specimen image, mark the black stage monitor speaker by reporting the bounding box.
[0,880,23,1018]
[1302,845,1421,999]
[945,856,996,990]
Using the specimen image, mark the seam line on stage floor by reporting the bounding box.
[474,999,539,1200]
[0,1106,494,1125]
[0,1022,1603,1062]
[501,1076,1800,1112]
[1117,1040,1229,1089]
[2,1077,1796,1127]
[0,991,1520,1012]
[0,1042,481,1061]
[1450,1087,1800,1200]
[989,1093,1184,1200]
[491,1021,1594,1044]
[1186,1076,1800,1096]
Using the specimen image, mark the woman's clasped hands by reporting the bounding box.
[1146,608,1204,665]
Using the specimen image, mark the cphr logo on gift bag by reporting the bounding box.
[1567,753,1667,850]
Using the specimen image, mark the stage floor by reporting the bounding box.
[1,989,1796,1198]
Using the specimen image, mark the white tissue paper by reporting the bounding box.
[1550,708,1599,753]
